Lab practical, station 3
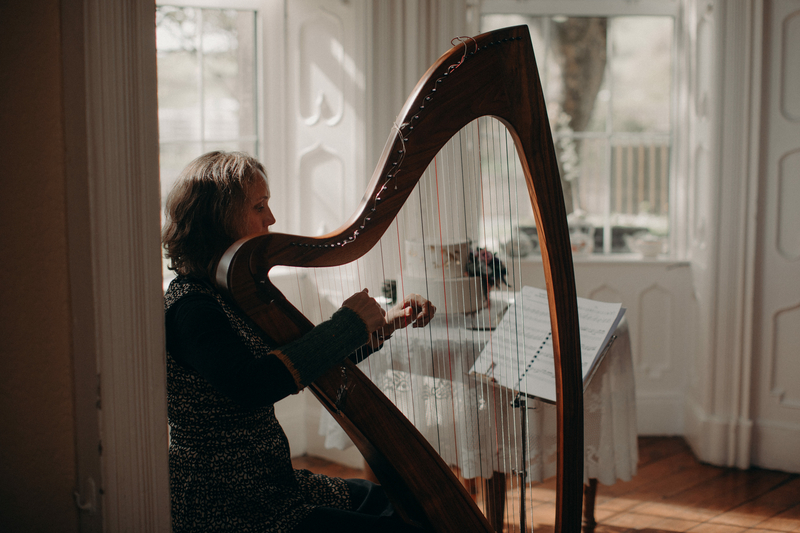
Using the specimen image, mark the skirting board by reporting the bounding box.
[751,419,800,473]
[684,401,754,469]
[636,392,685,436]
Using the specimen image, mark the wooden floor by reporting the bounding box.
[292,437,800,533]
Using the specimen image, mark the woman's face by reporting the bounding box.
[240,174,276,238]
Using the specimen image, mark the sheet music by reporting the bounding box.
[470,286,625,402]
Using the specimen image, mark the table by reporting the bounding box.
[320,310,638,530]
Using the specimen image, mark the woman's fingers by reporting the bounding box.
[342,289,387,333]
[343,290,436,342]
[388,294,436,328]
[415,298,435,327]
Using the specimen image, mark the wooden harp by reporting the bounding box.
[217,25,582,533]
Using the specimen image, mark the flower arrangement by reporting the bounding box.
[465,248,508,300]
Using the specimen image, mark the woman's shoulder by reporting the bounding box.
[165,275,275,355]
[164,276,219,311]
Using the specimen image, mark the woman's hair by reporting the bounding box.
[162,151,267,281]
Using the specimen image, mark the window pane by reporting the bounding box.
[159,142,204,205]
[157,7,201,142]
[548,17,609,134]
[201,9,257,142]
[570,138,609,217]
[610,17,673,133]
[609,139,671,225]
[202,140,258,156]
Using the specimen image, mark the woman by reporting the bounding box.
[162,151,434,532]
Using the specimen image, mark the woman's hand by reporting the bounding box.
[342,290,435,350]
[385,294,436,333]
[342,289,388,336]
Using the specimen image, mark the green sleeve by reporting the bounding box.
[273,306,369,389]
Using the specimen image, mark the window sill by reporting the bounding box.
[511,253,689,267]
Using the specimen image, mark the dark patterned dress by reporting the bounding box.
[165,277,352,533]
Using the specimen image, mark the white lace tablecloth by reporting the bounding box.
[320,315,637,485]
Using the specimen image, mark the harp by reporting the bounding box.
[217,25,582,533]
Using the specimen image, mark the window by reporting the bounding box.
[156,5,259,281]
[481,4,676,255]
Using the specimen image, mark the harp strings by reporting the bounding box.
[277,117,537,531]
